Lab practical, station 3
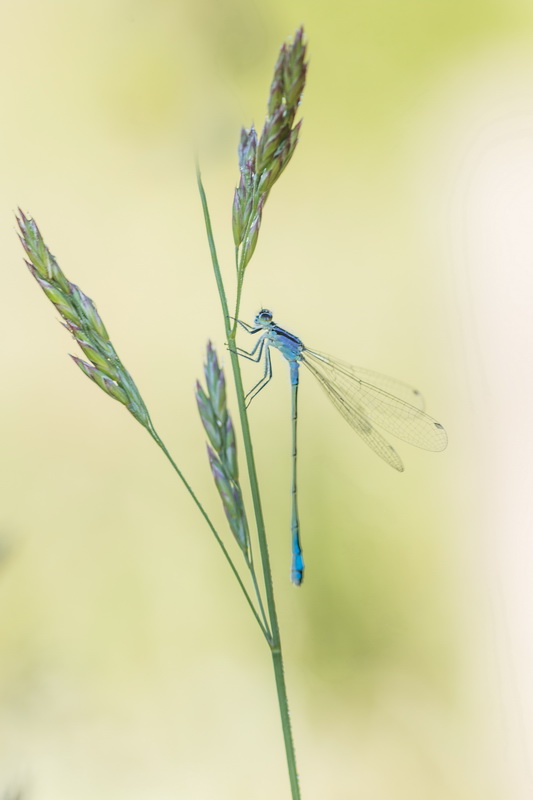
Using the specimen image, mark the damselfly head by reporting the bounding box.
[255,308,273,326]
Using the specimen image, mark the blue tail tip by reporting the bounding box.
[291,554,304,586]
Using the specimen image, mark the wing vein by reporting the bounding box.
[302,349,447,453]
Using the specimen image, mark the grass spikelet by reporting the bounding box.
[17,210,150,427]
[232,26,307,297]
[196,343,249,553]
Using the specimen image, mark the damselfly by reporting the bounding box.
[236,309,447,586]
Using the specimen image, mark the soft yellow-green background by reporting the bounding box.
[1,2,532,798]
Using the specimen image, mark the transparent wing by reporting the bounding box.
[302,348,447,453]
[332,365,426,410]
[302,355,405,471]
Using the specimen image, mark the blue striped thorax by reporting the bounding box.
[254,308,304,363]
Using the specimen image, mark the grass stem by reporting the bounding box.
[147,421,270,641]
[196,164,301,800]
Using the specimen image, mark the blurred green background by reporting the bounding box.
[1,1,532,798]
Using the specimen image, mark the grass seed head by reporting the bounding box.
[18,211,150,428]
[233,27,307,276]
[197,344,249,554]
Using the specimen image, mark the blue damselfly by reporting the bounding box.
[236,309,447,585]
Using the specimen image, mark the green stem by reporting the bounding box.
[232,268,244,338]
[146,420,270,641]
[245,551,271,643]
[196,164,301,800]
[232,179,261,336]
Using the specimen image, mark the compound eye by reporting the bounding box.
[259,309,272,322]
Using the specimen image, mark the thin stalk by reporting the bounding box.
[232,178,260,335]
[233,270,245,338]
[146,420,270,641]
[244,550,271,643]
[196,165,301,800]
